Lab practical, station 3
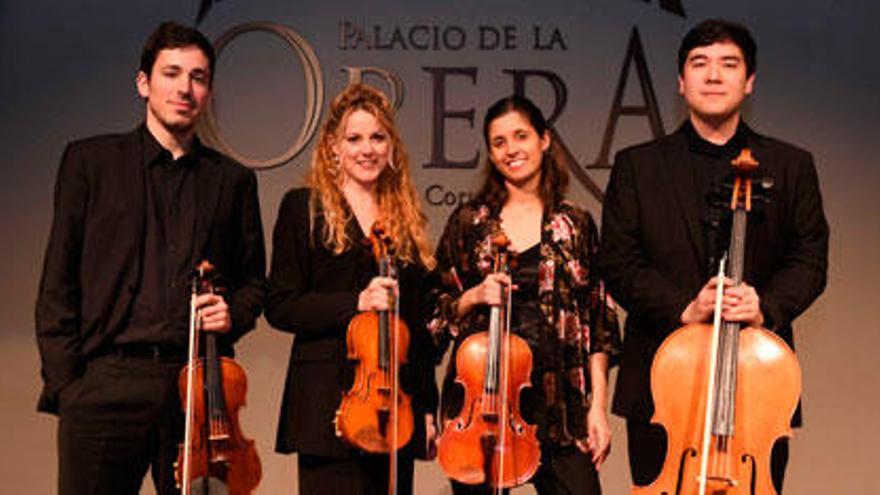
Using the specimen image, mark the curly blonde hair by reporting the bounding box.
[307,84,434,269]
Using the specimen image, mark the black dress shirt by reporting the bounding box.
[115,127,198,349]
[684,120,751,278]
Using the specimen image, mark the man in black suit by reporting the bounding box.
[35,21,265,494]
[599,19,828,493]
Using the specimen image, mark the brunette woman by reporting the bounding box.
[429,95,621,494]
[266,84,437,494]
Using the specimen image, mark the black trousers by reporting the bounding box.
[626,420,789,493]
[450,446,601,495]
[57,352,186,495]
[298,453,415,495]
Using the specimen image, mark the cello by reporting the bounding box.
[633,149,801,495]
[437,233,540,491]
[335,222,413,494]
[175,261,261,495]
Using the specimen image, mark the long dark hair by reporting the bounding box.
[476,95,568,214]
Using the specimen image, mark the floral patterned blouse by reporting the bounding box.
[428,200,622,448]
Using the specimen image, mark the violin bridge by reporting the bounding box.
[696,474,738,489]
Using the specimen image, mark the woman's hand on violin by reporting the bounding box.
[357,277,397,312]
[722,282,764,328]
[580,405,612,470]
[196,293,232,333]
[458,273,513,316]
[424,413,438,460]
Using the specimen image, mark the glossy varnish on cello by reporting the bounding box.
[634,149,801,495]
[438,233,540,490]
[176,261,261,495]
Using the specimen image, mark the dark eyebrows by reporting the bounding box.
[191,67,210,79]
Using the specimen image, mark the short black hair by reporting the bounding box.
[678,19,757,76]
[139,21,216,83]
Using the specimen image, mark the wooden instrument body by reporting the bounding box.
[438,331,540,487]
[633,324,800,495]
[176,356,262,495]
[336,311,414,453]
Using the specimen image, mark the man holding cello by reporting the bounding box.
[599,19,828,493]
[35,21,265,494]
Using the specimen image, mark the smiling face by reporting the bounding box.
[136,45,211,135]
[333,108,391,190]
[486,110,550,192]
[679,40,755,127]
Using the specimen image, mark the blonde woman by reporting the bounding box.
[266,84,437,494]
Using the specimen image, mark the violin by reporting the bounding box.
[438,233,540,490]
[335,222,413,493]
[175,261,261,495]
[633,149,801,495]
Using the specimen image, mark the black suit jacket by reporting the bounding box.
[598,124,828,424]
[35,126,266,414]
[266,188,438,458]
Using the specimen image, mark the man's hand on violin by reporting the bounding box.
[680,277,764,328]
[196,293,232,334]
[358,276,397,312]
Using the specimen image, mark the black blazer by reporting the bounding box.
[35,126,266,414]
[266,188,438,458]
[598,125,828,424]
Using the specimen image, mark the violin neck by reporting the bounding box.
[483,287,509,396]
[378,257,393,372]
[204,332,229,425]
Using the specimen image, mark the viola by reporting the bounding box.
[335,222,413,494]
[633,149,801,495]
[175,261,261,495]
[438,233,540,491]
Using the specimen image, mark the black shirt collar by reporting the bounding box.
[140,124,203,169]
[683,119,751,160]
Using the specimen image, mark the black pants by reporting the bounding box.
[451,446,601,495]
[298,453,415,495]
[57,352,185,495]
[626,420,789,493]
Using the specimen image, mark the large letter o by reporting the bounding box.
[198,22,324,169]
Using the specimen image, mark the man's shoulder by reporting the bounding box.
[65,128,139,156]
[750,131,813,163]
[198,144,255,179]
[615,130,685,162]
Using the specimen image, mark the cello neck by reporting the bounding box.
[712,148,758,437]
